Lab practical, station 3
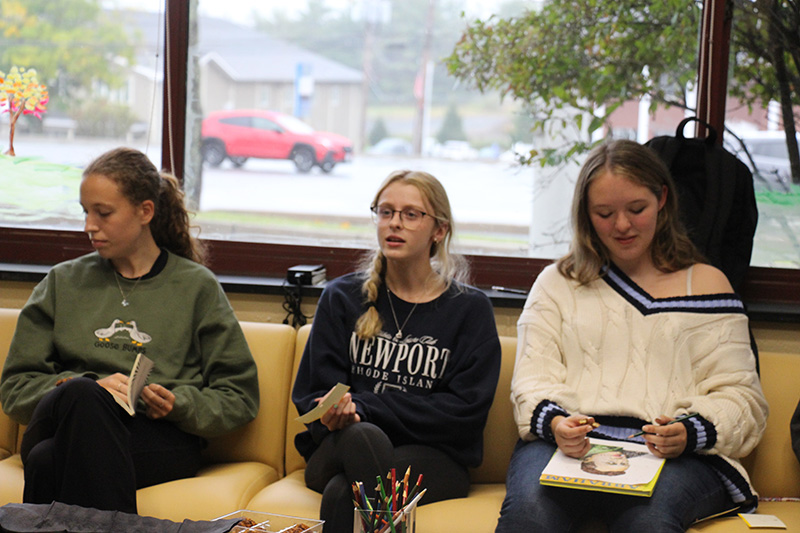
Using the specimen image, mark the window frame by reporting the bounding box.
[1,0,799,312]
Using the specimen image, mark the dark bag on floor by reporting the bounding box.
[0,502,239,533]
[645,117,758,292]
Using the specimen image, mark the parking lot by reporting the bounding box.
[3,136,799,267]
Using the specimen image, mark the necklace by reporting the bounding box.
[386,286,419,340]
[114,272,143,307]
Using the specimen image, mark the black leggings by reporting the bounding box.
[305,422,469,532]
[21,377,204,513]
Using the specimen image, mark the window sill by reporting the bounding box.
[3,262,799,321]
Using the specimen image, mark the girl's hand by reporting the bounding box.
[551,414,596,458]
[319,391,360,431]
[97,373,130,402]
[642,415,688,458]
[142,383,175,419]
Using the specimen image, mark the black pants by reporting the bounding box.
[305,422,470,532]
[21,377,204,513]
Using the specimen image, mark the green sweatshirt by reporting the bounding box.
[0,251,259,439]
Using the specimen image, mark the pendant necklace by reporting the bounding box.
[114,272,143,307]
[386,285,419,340]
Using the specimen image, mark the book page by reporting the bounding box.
[114,353,154,416]
[541,437,664,486]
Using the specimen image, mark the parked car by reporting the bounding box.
[731,131,798,192]
[201,109,353,173]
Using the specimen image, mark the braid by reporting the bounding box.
[355,251,385,339]
[151,173,208,265]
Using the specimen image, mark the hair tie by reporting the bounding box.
[365,301,377,309]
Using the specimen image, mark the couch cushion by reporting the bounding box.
[137,461,279,521]
[414,483,506,533]
[0,455,23,507]
[245,469,322,523]
[203,321,295,475]
[138,321,296,521]
[688,501,800,531]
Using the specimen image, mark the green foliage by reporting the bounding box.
[446,0,701,167]
[729,0,800,184]
[73,100,136,138]
[729,0,799,107]
[0,0,135,114]
[368,117,389,146]
[436,103,467,143]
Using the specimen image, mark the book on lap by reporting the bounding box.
[113,353,155,416]
[539,437,665,497]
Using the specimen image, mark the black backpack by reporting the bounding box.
[645,117,758,292]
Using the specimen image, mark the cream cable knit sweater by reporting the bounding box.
[512,263,768,502]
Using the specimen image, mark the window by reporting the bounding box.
[1,0,798,309]
[0,0,163,231]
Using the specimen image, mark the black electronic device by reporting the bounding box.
[287,264,326,286]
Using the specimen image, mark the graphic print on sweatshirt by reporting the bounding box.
[94,319,152,354]
[349,331,450,393]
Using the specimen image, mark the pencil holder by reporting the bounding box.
[353,498,416,533]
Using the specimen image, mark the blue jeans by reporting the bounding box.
[495,439,734,533]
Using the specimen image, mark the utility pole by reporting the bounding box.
[358,0,391,153]
[412,0,435,156]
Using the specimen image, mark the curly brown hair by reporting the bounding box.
[83,147,207,265]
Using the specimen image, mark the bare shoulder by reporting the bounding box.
[690,263,734,295]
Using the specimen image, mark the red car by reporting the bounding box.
[201,109,353,173]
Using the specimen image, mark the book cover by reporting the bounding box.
[539,437,665,497]
[113,353,155,416]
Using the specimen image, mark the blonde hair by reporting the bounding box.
[557,139,703,284]
[355,170,469,339]
[83,147,207,265]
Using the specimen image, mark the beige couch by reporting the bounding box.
[0,307,295,521]
[1,308,799,531]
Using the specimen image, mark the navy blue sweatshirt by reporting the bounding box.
[292,273,502,468]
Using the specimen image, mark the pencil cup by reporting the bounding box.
[353,498,416,533]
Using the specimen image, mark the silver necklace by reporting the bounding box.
[386,286,419,340]
[114,272,143,307]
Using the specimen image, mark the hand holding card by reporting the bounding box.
[296,382,350,423]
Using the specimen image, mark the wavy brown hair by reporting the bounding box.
[557,139,703,283]
[83,147,207,265]
[355,169,469,339]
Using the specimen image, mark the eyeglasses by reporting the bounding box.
[370,204,431,230]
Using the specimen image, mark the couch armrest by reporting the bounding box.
[0,309,20,458]
[285,324,312,475]
[741,351,800,498]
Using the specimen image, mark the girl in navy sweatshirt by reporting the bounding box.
[292,169,502,531]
